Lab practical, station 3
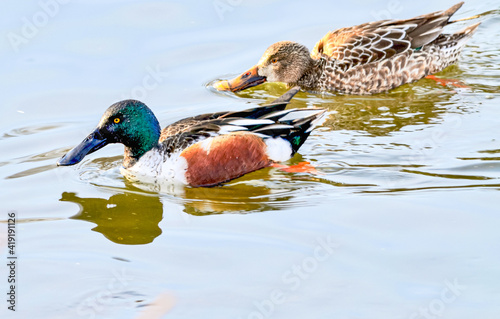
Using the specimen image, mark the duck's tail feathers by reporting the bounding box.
[431,22,481,50]
[443,1,465,18]
[416,21,480,75]
[221,86,301,120]
[255,108,327,154]
[396,2,464,49]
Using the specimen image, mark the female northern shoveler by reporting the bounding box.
[214,2,480,95]
[57,87,326,187]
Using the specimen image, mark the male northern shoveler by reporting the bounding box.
[57,87,326,187]
[214,2,480,95]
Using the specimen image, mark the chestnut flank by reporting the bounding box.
[181,133,271,187]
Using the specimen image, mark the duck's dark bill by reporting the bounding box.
[213,65,266,92]
[57,129,108,166]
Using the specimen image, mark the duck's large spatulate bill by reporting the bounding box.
[57,129,109,166]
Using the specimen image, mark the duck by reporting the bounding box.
[214,2,480,95]
[57,87,326,187]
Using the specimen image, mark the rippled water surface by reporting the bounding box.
[1,1,500,318]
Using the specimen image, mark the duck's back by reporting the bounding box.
[308,2,479,94]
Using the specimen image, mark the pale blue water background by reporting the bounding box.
[1,0,500,318]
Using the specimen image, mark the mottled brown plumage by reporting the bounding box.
[216,2,480,95]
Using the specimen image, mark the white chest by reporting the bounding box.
[120,149,188,186]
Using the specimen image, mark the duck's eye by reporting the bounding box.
[271,58,278,64]
[114,118,120,124]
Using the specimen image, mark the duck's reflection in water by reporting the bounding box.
[183,180,290,216]
[60,165,312,244]
[61,191,163,245]
[235,75,471,136]
[129,165,308,215]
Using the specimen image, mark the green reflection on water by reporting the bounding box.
[229,66,480,136]
[59,164,319,245]
[61,191,163,245]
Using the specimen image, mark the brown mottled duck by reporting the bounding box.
[214,2,480,95]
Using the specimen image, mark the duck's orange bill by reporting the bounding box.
[213,65,266,92]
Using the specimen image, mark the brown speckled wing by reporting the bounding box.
[310,2,464,70]
[318,22,477,96]
[311,25,412,70]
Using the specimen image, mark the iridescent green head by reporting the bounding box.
[57,100,161,166]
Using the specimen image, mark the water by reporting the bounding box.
[1,1,500,318]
